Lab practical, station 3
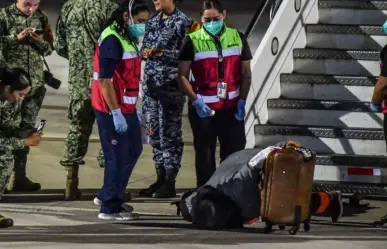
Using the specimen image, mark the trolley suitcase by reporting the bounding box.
[260,147,316,235]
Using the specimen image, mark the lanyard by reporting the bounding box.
[213,37,224,82]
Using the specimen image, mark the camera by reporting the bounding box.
[44,70,61,89]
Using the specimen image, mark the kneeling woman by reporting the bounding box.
[0,68,42,228]
[91,0,149,220]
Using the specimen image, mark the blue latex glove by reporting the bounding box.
[235,99,246,121]
[111,108,128,133]
[193,97,213,118]
[370,103,381,112]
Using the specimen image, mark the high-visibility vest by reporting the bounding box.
[91,24,141,114]
[189,27,243,110]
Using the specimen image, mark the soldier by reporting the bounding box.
[54,0,118,200]
[0,0,54,192]
[139,0,192,198]
[0,68,42,228]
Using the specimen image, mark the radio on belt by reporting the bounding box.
[217,82,227,99]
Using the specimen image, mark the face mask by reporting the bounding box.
[383,20,387,34]
[203,21,224,36]
[128,23,146,38]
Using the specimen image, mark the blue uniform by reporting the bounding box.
[96,35,143,213]
[141,9,190,181]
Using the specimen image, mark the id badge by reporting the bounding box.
[217,82,227,99]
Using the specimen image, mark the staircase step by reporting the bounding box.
[316,153,387,167]
[318,1,387,25]
[254,124,385,155]
[315,154,387,185]
[267,99,383,128]
[306,24,386,50]
[280,74,376,101]
[293,48,380,76]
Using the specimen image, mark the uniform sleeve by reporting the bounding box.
[0,9,19,51]
[178,36,194,61]
[140,20,152,54]
[238,31,253,61]
[83,0,118,46]
[0,136,25,151]
[99,35,122,78]
[0,102,25,151]
[54,11,68,59]
[162,16,189,60]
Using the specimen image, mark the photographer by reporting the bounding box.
[0,0,53,192]
[0,67,42,228]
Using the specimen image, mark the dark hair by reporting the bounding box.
[201,0,224,15]
[104,0,149,41]
[0,68,31,91]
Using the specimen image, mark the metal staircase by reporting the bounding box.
[254,0,387,197]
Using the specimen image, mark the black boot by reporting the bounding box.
[0,214,13,228]
[138,167,165,197]
[152,179,176,198]
[9,147,41,192]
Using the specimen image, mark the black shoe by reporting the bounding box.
[0,215,13,228]
[327,191,343,223]
[152,180,176,198]
[139,168,165,197]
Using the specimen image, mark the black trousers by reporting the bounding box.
[188,106,247,187]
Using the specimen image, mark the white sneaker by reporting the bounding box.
[116,212,140,221]
[93,197,134,213]
[98,213,121,220]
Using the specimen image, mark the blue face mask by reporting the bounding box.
[383,20,387,34]
[203,21,224,36]
[128,23,145,38]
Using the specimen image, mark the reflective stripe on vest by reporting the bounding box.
[92,72,138,104]
[189,27,243,110]
[91,24,140,114]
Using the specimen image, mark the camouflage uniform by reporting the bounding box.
[0,99,25,199]
[54,0,117,200]
[140,9,191,198]
[0,3,53,191]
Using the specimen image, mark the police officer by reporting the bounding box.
[54,0,118,200]
[91,0,148,220]
[0,68,42,228]
[140,0,192,198]
[177,0,253,187]
[0,0,53,192]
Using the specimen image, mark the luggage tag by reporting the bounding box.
[217,82,227,99]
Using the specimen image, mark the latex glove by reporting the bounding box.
[137,111,142,121]
[111,109,128,133]
[193,97,213,118]
[235,99,246,121]
[370,103,381,112]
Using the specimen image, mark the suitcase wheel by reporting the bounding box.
[264,222,273,233]
[303,222,310,232]
[289,226,299,235]
[278,225,285,230]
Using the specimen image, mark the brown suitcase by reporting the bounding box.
[260,147,316,235]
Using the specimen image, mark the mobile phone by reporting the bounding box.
[34,29,44,35]
[37,119,46,133]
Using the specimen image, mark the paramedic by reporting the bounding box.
[177,0,252,187]
[91,0,149,220]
